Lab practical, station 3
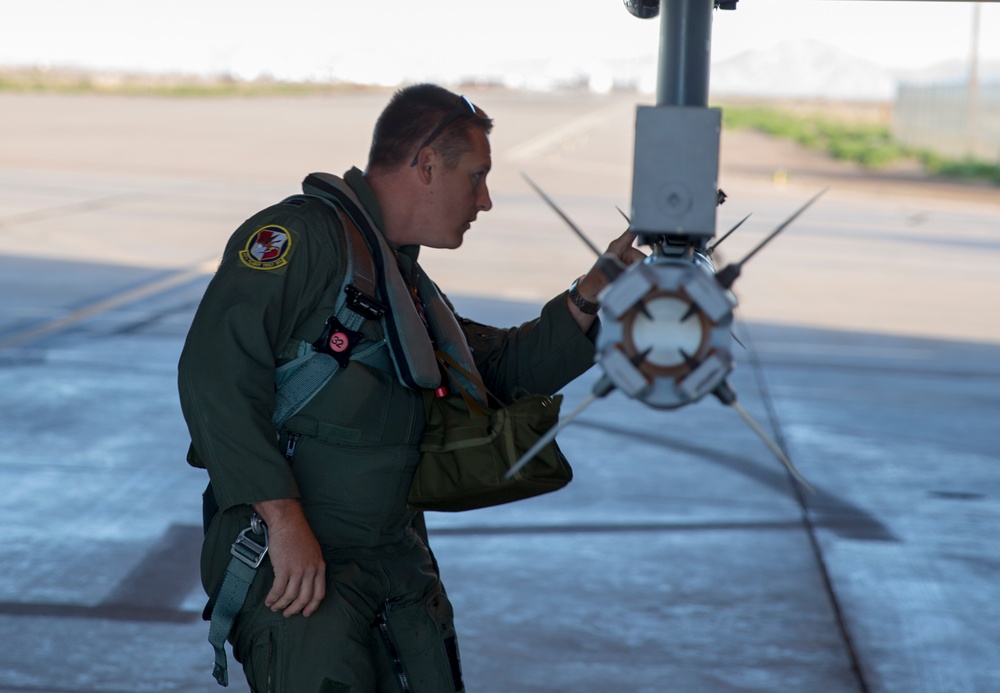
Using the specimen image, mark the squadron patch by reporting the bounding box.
[239,225,292,270]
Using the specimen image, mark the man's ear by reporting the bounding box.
[413,147,437,184]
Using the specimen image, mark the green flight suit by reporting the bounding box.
[178,168,599,692]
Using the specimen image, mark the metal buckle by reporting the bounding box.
[345,284,388,319]
[230,514,268,569]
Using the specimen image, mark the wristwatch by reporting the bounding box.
[568,276,599,315]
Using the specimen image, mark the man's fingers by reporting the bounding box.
[626,246,647,263]
[608,230,641,258]
[264,573,289,609]
[271,572,303,613]
[301,571,327,618]
[280,566,327,618]
[612,229,637,248]
[281,586,308,618]
[607,230,646,265]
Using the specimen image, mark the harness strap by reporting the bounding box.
[207,558,255,687]
[207,516,269,687]
[270,197,379,431]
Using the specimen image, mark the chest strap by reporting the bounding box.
[270,195,383,431]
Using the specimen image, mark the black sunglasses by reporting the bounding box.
[409,95,478,167]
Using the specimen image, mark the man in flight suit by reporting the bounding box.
[178,83,643,692]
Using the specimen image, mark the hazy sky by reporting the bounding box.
[1,1,996,84]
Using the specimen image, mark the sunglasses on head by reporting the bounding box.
[409,95,478,167]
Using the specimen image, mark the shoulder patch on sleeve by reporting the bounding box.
[239,225,292,270]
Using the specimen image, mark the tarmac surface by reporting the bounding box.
[1,90,998,692]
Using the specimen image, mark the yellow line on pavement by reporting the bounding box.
[0,258,218,351]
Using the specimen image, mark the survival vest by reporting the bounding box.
[272,172,488,429]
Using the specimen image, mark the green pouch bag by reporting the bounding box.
[409,390,573,512]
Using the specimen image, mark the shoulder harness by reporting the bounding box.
[271,172,487,430]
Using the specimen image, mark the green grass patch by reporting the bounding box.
[919,151,1000,185]
[721,106,909,167]
[721,105,999,186]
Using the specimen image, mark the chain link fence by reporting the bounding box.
[893,81,1000,162]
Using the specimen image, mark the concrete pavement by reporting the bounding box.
[1,90,998,692]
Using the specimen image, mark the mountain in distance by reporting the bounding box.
[477,39,996,101]
[709,39,997,102]
[710,39,896,101]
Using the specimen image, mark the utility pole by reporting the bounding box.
[966,3,981,159]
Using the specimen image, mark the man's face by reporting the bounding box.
[423,129,493,249]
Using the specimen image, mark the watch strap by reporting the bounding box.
[569,276,599,315]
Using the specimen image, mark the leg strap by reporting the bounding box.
[207,516,269,687]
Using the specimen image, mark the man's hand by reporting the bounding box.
[605,229,647,268]
[252,498,326,618]
[567,229,646,330]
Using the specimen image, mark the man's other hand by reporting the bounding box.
[252,498,327,618]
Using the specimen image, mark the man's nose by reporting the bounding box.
[477,183,492,212]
